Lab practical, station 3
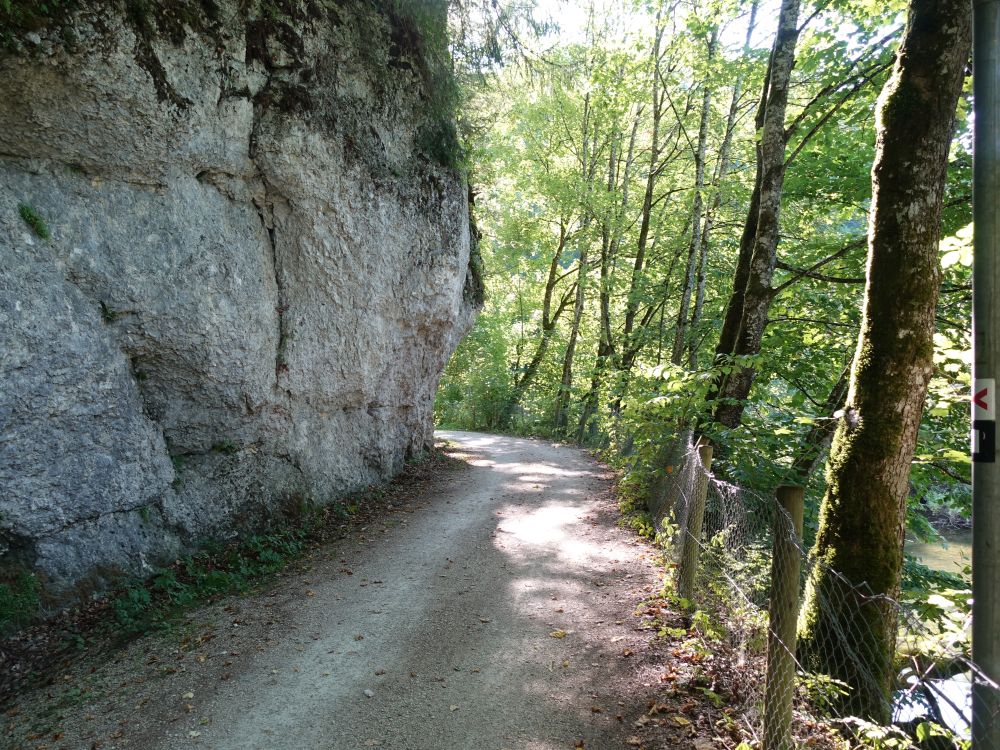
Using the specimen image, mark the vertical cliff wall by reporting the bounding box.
[0,0,480,598]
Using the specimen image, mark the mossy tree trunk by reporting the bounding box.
[797,0,971,721]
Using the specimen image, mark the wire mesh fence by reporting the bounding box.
[650,434,998,748]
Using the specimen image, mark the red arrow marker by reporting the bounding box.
[975,387,990,411]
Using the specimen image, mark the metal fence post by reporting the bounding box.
[973,2,1000,745]
[763,485,805,750]
[677,438,713,601]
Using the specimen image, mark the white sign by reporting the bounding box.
[974,378,996,420]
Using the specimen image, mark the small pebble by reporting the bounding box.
[364,689,375,698]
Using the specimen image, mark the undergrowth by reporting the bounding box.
[109,525,314,635]
[0,570,40,636]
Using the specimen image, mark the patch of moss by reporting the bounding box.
[416,118,464,170]
[18,202,50,239]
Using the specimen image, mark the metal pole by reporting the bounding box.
[973,2,1000,746]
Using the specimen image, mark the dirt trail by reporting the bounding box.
[6,432,670,750]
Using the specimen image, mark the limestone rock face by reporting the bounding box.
[0,0,478,597]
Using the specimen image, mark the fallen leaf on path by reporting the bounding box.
[549,630,567,639]
[450,705,459,711]
[668,714,690,727]
[625,737,642,747]
[182,692,194,700]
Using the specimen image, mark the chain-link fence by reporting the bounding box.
[649,435,998,748]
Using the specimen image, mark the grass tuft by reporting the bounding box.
[18,202,50,239]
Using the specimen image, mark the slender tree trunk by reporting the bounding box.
[610,15,669,425]
[790,365,850,482]
[554,89,598,433]
[672,27,717,366]
[712,44,771,368]
[797,0,970,720]
[711,0,801,428]
[578,119,637,443]
[622,18,664,352]
[577,230,614,444]
[500,224,572,427]
[688,0,758,369]
[554,234,589,432]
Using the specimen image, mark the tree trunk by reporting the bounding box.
[577,119,638,444]
[554,236,589,432]
[500,224,572,428]
[712,38,771,368]
[672,27,717,366]
[790,365,850,482]
[797,0,971,721]
[711,0,801,429]
[688,0,758,369]
[554,90,597,433]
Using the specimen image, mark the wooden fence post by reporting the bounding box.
[763,485,805,750]
[676,438,713,601]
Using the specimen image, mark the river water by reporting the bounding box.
[905,529,972,575]
[896,529,973,739]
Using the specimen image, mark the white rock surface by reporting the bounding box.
[0,0,478,598]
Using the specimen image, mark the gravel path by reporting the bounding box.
[6,432,666,750]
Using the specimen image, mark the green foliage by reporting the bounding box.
[0,569,40,635]
[17,202,50,239]
[111,527,309,634]
[1,0,77,35]
[797,670,851,716]
[211,440,239,455]
[840,717,919,749]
